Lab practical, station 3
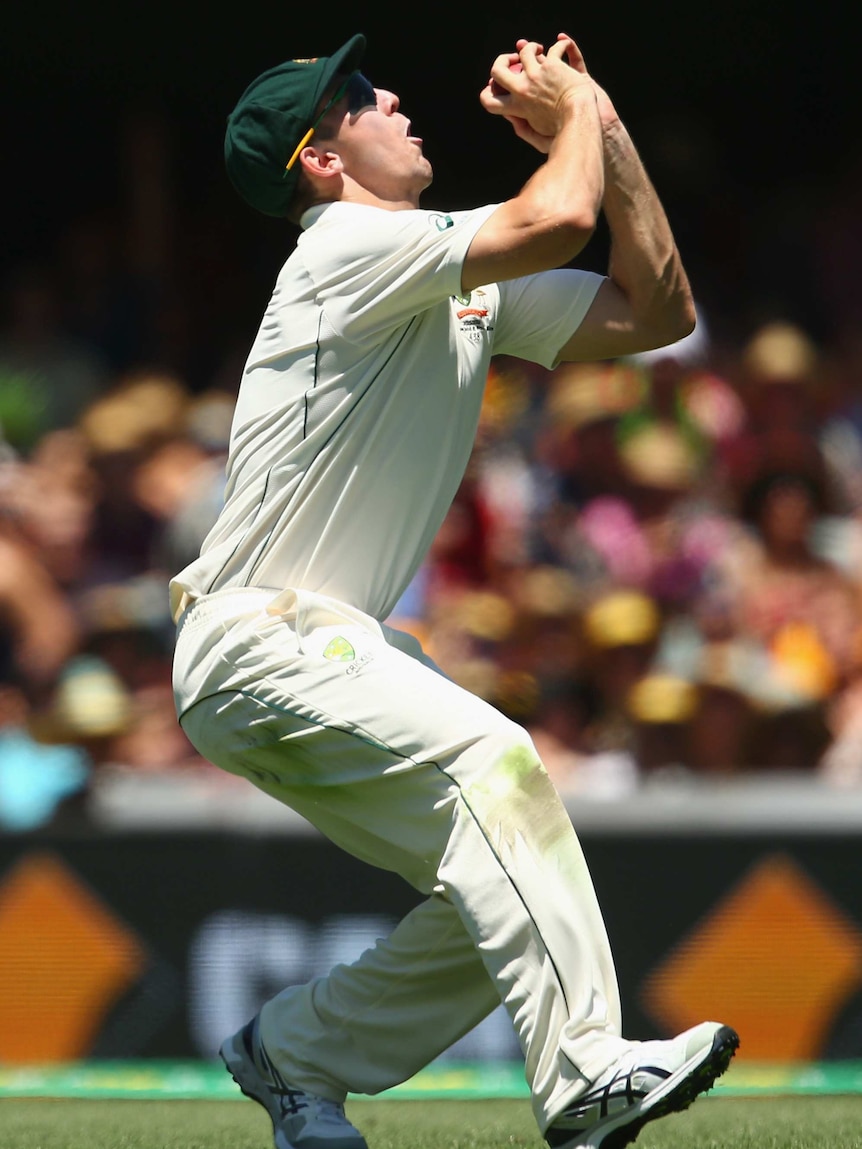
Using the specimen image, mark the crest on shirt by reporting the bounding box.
[454,289,493,344]
[323,636,356,662]
[430,212,454,231]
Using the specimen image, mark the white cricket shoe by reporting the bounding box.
[220,1016,368,1149]
[545,1021,739,1149]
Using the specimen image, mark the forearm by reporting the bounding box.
[519,88,605,251]
[601,119,695,343]
[463,87,604,289]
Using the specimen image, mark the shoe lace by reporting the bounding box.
[257,1040,349,1126]
[279,1089,348,1126]
[280,1086,311,1115]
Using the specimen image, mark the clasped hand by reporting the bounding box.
[480,33,618,152]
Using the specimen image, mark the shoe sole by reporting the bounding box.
[565,1024,740,1149]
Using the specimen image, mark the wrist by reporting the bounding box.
[548,84,600,137]
[527,83,599,145]
[558,83,599,116]
[601,117,634,164]
[601,116,627,139]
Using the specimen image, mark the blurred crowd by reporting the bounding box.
[4,139,862,832]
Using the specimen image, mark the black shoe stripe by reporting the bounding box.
[241,1020,257,1064]
[598,1026,740,1149]
[546,1027,740,1149]
[242,1019,309,1117]
[560,1062,672,1122]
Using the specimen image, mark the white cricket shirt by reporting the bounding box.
[169,201,602,623]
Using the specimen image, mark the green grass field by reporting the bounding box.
[1,1096,860,1149]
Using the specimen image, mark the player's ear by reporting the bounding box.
[299,147,344,180]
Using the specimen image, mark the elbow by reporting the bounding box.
[633,294,696,358]
[649,278,696,348]
[557,209,600,260]
[568,202,600,235]
[679,291,698,338]
[667,295,697,344]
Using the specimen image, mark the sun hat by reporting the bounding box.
[224,33,367,217]
[583,590,661,649]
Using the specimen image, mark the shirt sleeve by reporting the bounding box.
[299,203,499,342]
[493,268,606,368]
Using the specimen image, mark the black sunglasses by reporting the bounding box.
[285,73,377,172]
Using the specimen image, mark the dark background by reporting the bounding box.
[1,2,859,387]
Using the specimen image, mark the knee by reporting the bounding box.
[471,722,547,791]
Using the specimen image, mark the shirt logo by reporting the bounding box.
[323,636,355,662]
[430,212,454,231]
[453,289,493,344]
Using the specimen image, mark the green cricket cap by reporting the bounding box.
[224,33,367,218]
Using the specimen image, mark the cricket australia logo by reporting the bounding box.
[454,289,493,344]
[322,635,374,675]
[323,636,355,662]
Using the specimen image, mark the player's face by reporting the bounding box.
[323,75,433,203]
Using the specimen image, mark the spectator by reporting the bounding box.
[0,528,81,703]
[0,666,92,833]
[723,320,835,506]
[622,306,746,469]
[733,469,862,694]
[528,675,639,798]
[76,368,193,584]
[3,428,99,588]
[528,362,643,585]
[578,589,663,762]
[626,672,698,779]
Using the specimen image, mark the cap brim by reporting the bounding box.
[314,33,367,108]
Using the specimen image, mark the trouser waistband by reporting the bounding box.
[177,587,282,630]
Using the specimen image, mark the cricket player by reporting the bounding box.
[170,30,738,1149]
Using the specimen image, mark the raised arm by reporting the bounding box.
[470,33,696,362]
[461,37,605,292]
[557,63,696,362]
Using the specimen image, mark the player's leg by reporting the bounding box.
[177,596,737,1146]
[234,649,739,1149]
[215,888,499,1149]
[179,604,627,1128]
[259,892,500,1096]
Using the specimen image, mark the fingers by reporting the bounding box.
[517,40,546,72]
[484,51,525,102]
[551,33,587,72]
[485,41,542,102]
[512,33,587,72]
[481,33,594,132]
[503,114,555,155]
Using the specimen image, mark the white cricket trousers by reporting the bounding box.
[173,586,627,1132]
